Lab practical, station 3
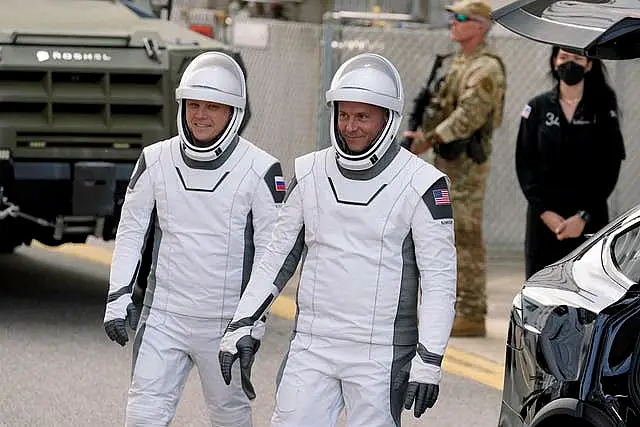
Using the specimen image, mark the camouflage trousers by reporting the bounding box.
[434,155,490,321]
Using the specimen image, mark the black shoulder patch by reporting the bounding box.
[128,154,147,190]
[422,176,453,220]
[263,162,286,204]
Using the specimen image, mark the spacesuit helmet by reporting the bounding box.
[175,51,246,162]
[325,53,404,171]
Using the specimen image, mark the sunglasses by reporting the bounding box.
[452,13,478,23]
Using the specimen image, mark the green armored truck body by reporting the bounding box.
[0,0,242,252]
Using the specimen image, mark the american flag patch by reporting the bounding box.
[433,189,450,205]
[521,104,532,119]
[274,176,286,192]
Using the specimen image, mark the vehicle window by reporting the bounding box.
[612,223,640,284]
[573,207,639,262]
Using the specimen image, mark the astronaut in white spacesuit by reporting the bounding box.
[103,51,284,427]
[219,53,457,426]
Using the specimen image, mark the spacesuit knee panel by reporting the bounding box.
[125,397,177,427]
[204,390,252,427]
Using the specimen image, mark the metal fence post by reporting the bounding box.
[318,13,340,150]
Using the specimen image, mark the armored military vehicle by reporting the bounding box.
[0,0,248,253]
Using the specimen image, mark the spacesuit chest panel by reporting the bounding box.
[310,151,414,249]
[154,140,254,244]
[295,151,421,344]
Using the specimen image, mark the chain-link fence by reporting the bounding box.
[317,23,552,249]
[233,22,323,178]
[333,0,417,13]
[610,58,640,227]
[317,22,640,251]
[166,15,640,251]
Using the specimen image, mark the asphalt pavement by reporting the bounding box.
[0,244,504,426]
[31,238,526,392]
[450,249,525,367]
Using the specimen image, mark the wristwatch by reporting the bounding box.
[577,210,591,223]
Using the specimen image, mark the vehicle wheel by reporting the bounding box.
[537,417,594,427]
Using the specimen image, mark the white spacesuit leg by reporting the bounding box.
[270,335,344,427]
[342,343,415,427]
[125,310,192,426]
[191,318,252,427]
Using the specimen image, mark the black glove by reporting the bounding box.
[404,382,439,418]
[104,299,139,347]
[218,319,265,400]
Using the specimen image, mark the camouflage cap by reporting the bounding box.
[446,0,493,21]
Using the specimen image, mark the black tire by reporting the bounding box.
[537,416,594,427]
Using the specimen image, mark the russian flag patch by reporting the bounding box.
[274,176,286,192]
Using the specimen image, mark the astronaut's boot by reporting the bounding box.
[450,316,485,337]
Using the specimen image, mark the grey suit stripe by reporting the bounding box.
[273,227,305,291]
[389,344,416,426]
[393,232,419,345]
[275,243,308,393]
[389,232,420,425]
[131,306,148,377]
[129,154,147,190]
[132,218,162,375]
[291,244,308,338]
[242,210,255,294]
[142,218,162,310]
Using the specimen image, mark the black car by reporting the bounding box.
[493,2,640,425]
[498,205,640,426]
[493,0,640,60]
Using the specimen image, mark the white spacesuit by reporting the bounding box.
[103,52,284,427]
[219,53,457,426]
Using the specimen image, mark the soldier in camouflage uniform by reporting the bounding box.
[404,0,506,337]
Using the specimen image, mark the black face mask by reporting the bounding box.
[556,61,586,86]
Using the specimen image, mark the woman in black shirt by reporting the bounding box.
[516,46,626,279]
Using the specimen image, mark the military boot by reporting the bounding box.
[451,316,485,337]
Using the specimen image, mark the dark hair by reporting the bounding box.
[549,45,620,116]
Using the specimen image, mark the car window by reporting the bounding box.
[573,206,640,263]
[612,223,640,284]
